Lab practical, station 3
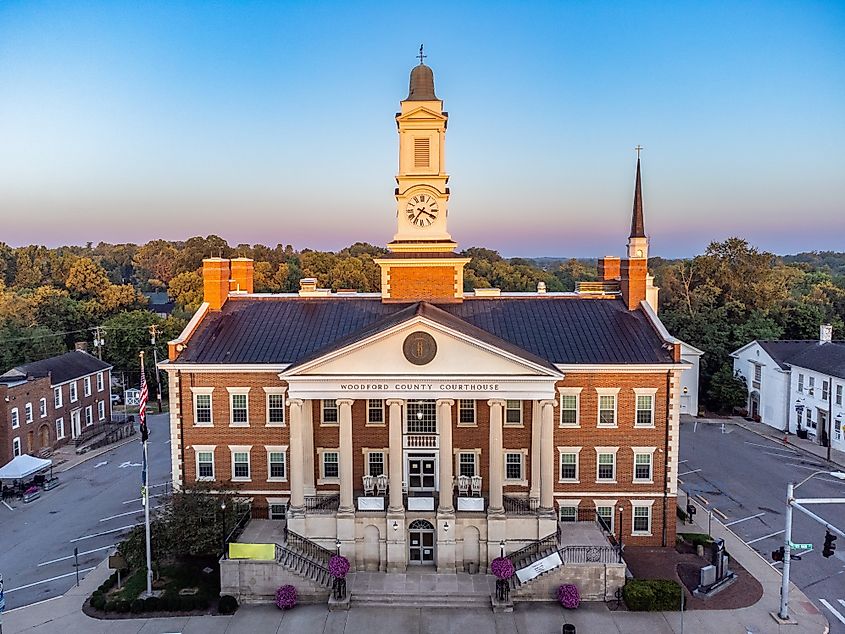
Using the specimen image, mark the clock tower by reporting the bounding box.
[375,51,470,302]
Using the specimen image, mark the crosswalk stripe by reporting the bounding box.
[820,599,845,625]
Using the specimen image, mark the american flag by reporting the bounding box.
[139,363,149,443]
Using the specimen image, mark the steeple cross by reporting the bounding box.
[634,145,644,159]
[418,44,426,65]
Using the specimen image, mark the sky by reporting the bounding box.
[1,1,843,258]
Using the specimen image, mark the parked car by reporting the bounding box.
[111,394,122,404]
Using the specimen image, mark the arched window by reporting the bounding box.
[409,519,435,531]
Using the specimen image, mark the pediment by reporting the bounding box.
[396,106,447,123]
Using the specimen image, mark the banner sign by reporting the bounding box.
[515,551,563,584]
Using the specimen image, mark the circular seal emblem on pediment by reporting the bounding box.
[403,331,437,365]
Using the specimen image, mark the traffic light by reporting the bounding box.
[823,531,837,558]
[771,546,784,562]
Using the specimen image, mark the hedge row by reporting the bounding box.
[89,591,212,614]
[622,579,684,612]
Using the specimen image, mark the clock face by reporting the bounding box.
[405,194,439,227]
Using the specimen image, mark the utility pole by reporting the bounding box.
[149,325,163,414]
[92,326,105,360]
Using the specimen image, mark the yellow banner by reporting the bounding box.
[228,543,275,560]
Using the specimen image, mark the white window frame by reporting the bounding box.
[798,374,804,393]
[595,446,619,483]
[54,386,63,409]
[191,387,214,427]
[39,397,47,418]
[809,376,815,396]
[194,445,216,481]
[836,383,843,406]
[318,448,340,483]
[98,400,106,421]
[25,403,33,423]
[504,400,523,426]
[632,446,657,484]
[558,387,582,428]
[363,448,388,477]
[458,399,477,426]
[631,500,655,536]
[55,417,65,440]
[823,380,830,401]
[594,500,617,534]
[367,399,385,426]
[83,376,92,397]
[633,388,658,428]
[69,381,78,403]
[85,405,93,426]
[268,500,288,520]
[503,449,527,485]
[97,371,104,392]
[455,449,480,478]
[266,445,288,482]
[230,445,252,482]
[11,407,19,429]
[263,387,287,427]
[558,446,582,483]
[596,388,620,428]
[12,437,22,457]
[558,498,581,523]
[321,399,339,426]
[227,388,251,427]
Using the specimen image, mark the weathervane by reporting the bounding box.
[635,145,644,160]
[418,44,426,65]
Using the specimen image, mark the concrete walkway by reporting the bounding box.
[731,416,845,470]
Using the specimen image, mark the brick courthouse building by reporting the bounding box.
[161,58,687,592]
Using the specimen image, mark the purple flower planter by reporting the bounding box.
[557,584,581,609]
[329,555,350,579]
[490,557,515,580]
[275,584,297,610]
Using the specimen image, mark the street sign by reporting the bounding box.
[790,541,813,550]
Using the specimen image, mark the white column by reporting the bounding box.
[288,398,305,514]
[488,399,505,514]
[338,399,355,513]
[437,399,455,513]
[540,399,556,512]
[529,400,541,504]
[302,399,315,495]
[387,399,404,512]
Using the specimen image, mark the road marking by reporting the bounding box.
[838,598,845,610]
[94,461,108,469]
[744,441,796,453]
[4,567,97,593]
[747,530,785,545]
[677,478,684,485]
[100,508,146,522]
[149,482,171,489]
[2,595,62,612]
[122,493,166,505]
[118,461,142,468]
[3,500,14,511]
[38,544,116,566]
[679,459,689,464]
[820,599,845,625]
[70,524,139,542]
[693,422,697,433]
[786,463,831,472]
[678,469,702,476]
[725,512,766,526]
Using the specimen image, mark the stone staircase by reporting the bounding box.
[349,571,494,608]
[277,528,334,591]
[507,530,561,593]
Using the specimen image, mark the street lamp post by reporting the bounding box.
[499,540,505,558]
[618,507,624,554]
[220,501,227,559]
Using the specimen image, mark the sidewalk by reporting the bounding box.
[730,416,845,470]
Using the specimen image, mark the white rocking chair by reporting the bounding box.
[470,475,482,497]
[375,474,388,496]
[457,475,470,496]
[362,474,375,495]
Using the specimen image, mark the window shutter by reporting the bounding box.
[414,138,430,168]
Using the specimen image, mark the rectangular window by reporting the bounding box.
[230,393,248,425]
[633,505,651,534]
[367,399,384,425]
[85,406,93,426]
[25,403,33,423]
[597,453,616,481]
[837,385,843,406]
[559,506,577,522]
[560,395,578,426]
[84,376,92,397]
[232,451,250,480]
[97,372,104,392]
[69,381,78,402]
[598,395,616,426]
[822,380,830,401]
[268,451,286,480]
[458,399,476,425]
[197,451,214,479]
[98,400,106,421]
[368,451,385,477]
[634,453,653,481]
[12,438,21,457]
[809,377,815,395]
[505,400,523,425]
[753,364,762,382]
[39,398,47,418]
[798,374,804,393]
[635,395,654,427]
[836,418,842,442]
[407,400,436,433]
[413,137,430,168]
[55,418,65,440]
[322,399,338,424]
[269,503,287,520]
[459,452,476,477]
[505,452,523,480]
[11,407,19,429]
[195,393,212,425]
[560,453,578,480]
[597,506,614,533]
[54,387,63,409]
[267,393,285,425]
[322,452,339,479]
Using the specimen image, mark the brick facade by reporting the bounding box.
[385,265,460,302]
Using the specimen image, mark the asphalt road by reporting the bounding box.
[0,413,171,610]
[680,419,845,632]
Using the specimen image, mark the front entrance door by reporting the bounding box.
[408,519,435,565]
[408,455,436,491]
[71,410,82,439]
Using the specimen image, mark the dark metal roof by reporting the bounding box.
[1,350,112,385]
[756,340,830,370]
[785,342,845,379]
[630,157,645,238]
[407,64,437,101]
[177,297,674,366]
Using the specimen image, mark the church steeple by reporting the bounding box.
[626,147,648,260]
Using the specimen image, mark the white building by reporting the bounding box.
[679,341,703,416]
[731,325,845,446]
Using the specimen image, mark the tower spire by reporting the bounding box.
[630,146,645,239]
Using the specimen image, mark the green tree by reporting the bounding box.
[707,364,748,414]
[169,271,204,309]
[66,257,110,300]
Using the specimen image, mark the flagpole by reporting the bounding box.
[140,351,153,597]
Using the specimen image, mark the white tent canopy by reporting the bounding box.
[0,454,52,480]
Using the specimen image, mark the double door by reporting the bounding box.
[407,455,436,491]
[409,520,435,565]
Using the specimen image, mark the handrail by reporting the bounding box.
[275,543,331,587]
[305,494,340,514]
[284,526,334,566]
[505,531,557,569]
[503,495,539,516]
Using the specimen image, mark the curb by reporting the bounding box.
[732,420,845,471]
[56,434,139,473]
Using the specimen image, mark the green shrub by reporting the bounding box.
[194,594,209,610]
[679,533,712,547]
[179,595,195,611]
[623,579,683,612]
[90,593,106,611]
[116,599,131,613]
[130,598,145,614]
[158,594,174,611]
[104,600,117,613]
[144,596,161,612]
[218,594,238,615]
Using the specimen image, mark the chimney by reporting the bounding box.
[203,258,230,311]
[620,258,648,310]
[597,256,621,281]
[820,324,833,344]
[537,281,547,294]
[74,341,88,352]
[299,278,318,296]
[230,258,254,294]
